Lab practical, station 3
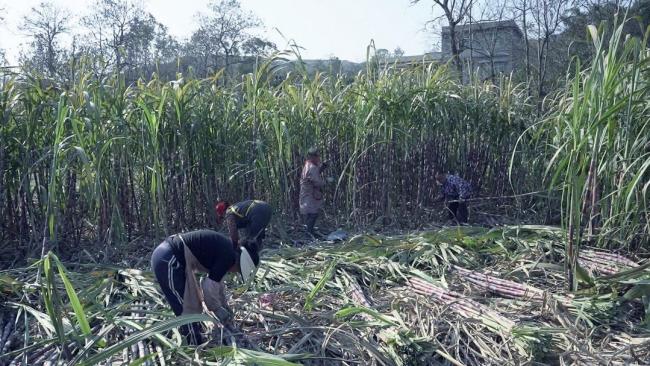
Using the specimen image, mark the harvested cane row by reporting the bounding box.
[1,225,649,365]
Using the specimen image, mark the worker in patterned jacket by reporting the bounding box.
[215,200,272,250]
[435,170,473,224]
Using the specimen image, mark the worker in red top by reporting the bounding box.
[215,200,272,249]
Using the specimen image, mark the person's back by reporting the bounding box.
[441,174,472,200]
[300,160,324,214]
[435,171,473,224]
[216,200,272,248]
[167,230,237,283]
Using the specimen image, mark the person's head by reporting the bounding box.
[306,147,320,164]
[435,170,447,186]
[238,238,261,283]
[215,201,230,224]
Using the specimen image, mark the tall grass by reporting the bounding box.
[0,54,540,255]
[534,20,650,289]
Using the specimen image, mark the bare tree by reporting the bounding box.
[241,37,277,57]
[20,1,70,76]
[413,0,474,77]
[79,0,172,80]
[154,25,181,64]
[122,13,160,78]
[81,0,143,75]
[187,0,262,78]
[530,0,567,100]
[465,0,512,82]
[510,0,533,87]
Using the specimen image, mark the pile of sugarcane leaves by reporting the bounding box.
[1,226,649,366]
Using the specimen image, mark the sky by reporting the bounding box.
[0,0,441,63]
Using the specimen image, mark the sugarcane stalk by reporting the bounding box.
[408,278,515,330]
[155,344,166,366]
[122,344,130,364]
[453,265,546,297]
[579,256,622,269]
[137,340,147,362]
[580,251,638,269]
[32,347,58,365]
[578,258,619,275]
[581,250,638,267]
[467,279,539,299]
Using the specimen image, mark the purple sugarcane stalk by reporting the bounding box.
[581,250,638,268]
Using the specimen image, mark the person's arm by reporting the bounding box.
[201,277,232,321]
[434,183,446,203]
[204,245,237,319]
[225,213,239,249]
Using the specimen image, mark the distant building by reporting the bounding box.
[379,52,443,70]
[442,20,524,81]
[380,20,524,81]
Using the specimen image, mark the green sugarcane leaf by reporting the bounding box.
[52,254,92,337]
[304,259,338,311]
[335,305,398,326]
[623,284,650,302]
[78,314,213,366]
[576,263,595,287]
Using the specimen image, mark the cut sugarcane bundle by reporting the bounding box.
[337,271,375,322]
[408,277,516,332]
[579,250,639,275]
[451,265,578,311]
[346,279,372,308]
[452,265,546,301]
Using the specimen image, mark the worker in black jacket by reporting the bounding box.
[150,230,260,344]
[215,200,272,249]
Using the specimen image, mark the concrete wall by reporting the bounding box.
[441,21,525,81]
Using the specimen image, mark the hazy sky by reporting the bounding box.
[0,0,441,63]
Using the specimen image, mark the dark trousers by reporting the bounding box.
[302,213,319,236]
[446,201,468,223]
[247,202,272,245]
[151,241,204,344]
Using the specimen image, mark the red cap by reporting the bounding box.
[215,201,229,217]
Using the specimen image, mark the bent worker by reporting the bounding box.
[150,230,260,344]
[435,170,473,224]
[215,200,272,250]
[299,147,328,238]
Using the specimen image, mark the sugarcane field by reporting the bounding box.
[0,1,649,365]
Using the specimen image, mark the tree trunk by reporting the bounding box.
[522,2,531,89]
[448,23,464,79]
[0,155,4,239]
